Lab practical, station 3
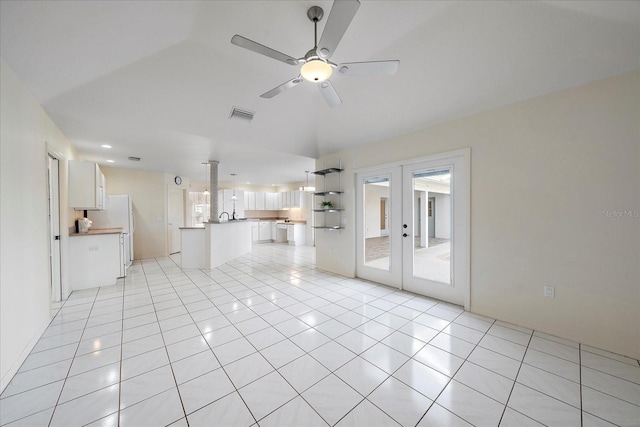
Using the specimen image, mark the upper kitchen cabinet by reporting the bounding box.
[266,192,278,210]
[290,190,304,209]
[69,160,106,210]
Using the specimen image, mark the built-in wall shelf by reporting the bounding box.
[312,209,344,213]
[312,161,344,231]
[313,191,343,196]
[312,167,344,176]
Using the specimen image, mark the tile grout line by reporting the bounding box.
[496,330,540,426]
[579,343,583,427]
[116,274,126,427]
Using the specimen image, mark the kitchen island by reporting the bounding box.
[180,220,252,269]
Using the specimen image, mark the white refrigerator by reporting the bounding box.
[88,195,135,276]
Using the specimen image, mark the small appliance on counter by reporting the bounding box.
[75,218,92,233]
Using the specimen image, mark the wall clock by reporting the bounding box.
[174,176,182,185]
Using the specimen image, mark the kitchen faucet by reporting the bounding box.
[219,212,230,221]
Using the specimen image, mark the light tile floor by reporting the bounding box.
[1,243,639,426]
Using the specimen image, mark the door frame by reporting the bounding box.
[354,148,470,310]
[47,151,63,302]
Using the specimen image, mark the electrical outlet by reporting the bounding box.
[89,246,99,252]
[544,286,555,298]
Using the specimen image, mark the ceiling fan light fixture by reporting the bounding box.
[301,59,332,82]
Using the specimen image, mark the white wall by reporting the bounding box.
[316,70,640,359]
[0,58,78,391]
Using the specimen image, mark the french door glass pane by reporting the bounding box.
[364,176,390,271]
[412,168,451,284]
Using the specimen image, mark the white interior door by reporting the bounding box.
[168,187,184,254]
[48,155,62,302]
[356,150,470,308]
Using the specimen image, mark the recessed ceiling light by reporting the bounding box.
[106,159,115,163]
[101,144,112,148]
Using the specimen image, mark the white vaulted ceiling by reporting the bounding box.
[1,1,639,185]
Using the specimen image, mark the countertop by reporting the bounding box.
[179,219,307,230]
[249,218,307,224]
[70,227,123,237]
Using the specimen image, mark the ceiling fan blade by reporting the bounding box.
[337,60,400,76]
[260,77,304,99]
[231,35,299,66]
[318,80,342,108]
[317,0,361,59]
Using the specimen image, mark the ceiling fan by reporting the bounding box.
[231,0,399,107]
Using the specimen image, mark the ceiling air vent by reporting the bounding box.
[229,107,255,122]
[128,156,141,162]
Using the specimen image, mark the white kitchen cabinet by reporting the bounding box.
[290,190,304,208]
[258,221,271,240]
[271,221,277,241]
[266,192,278,210]
[277,192,283,210]
[245,191,255,210]
[282,191,290,209]
[251,221,259,242]
[69,160,106,210]
[287,223,306,246]
[255,192,266,210]
[69,233,121,290]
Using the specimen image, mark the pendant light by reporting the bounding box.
[230,173,238,220]
[300,171,316,192]
[231,173,237,201]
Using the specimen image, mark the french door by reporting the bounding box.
[356,150,469,308]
